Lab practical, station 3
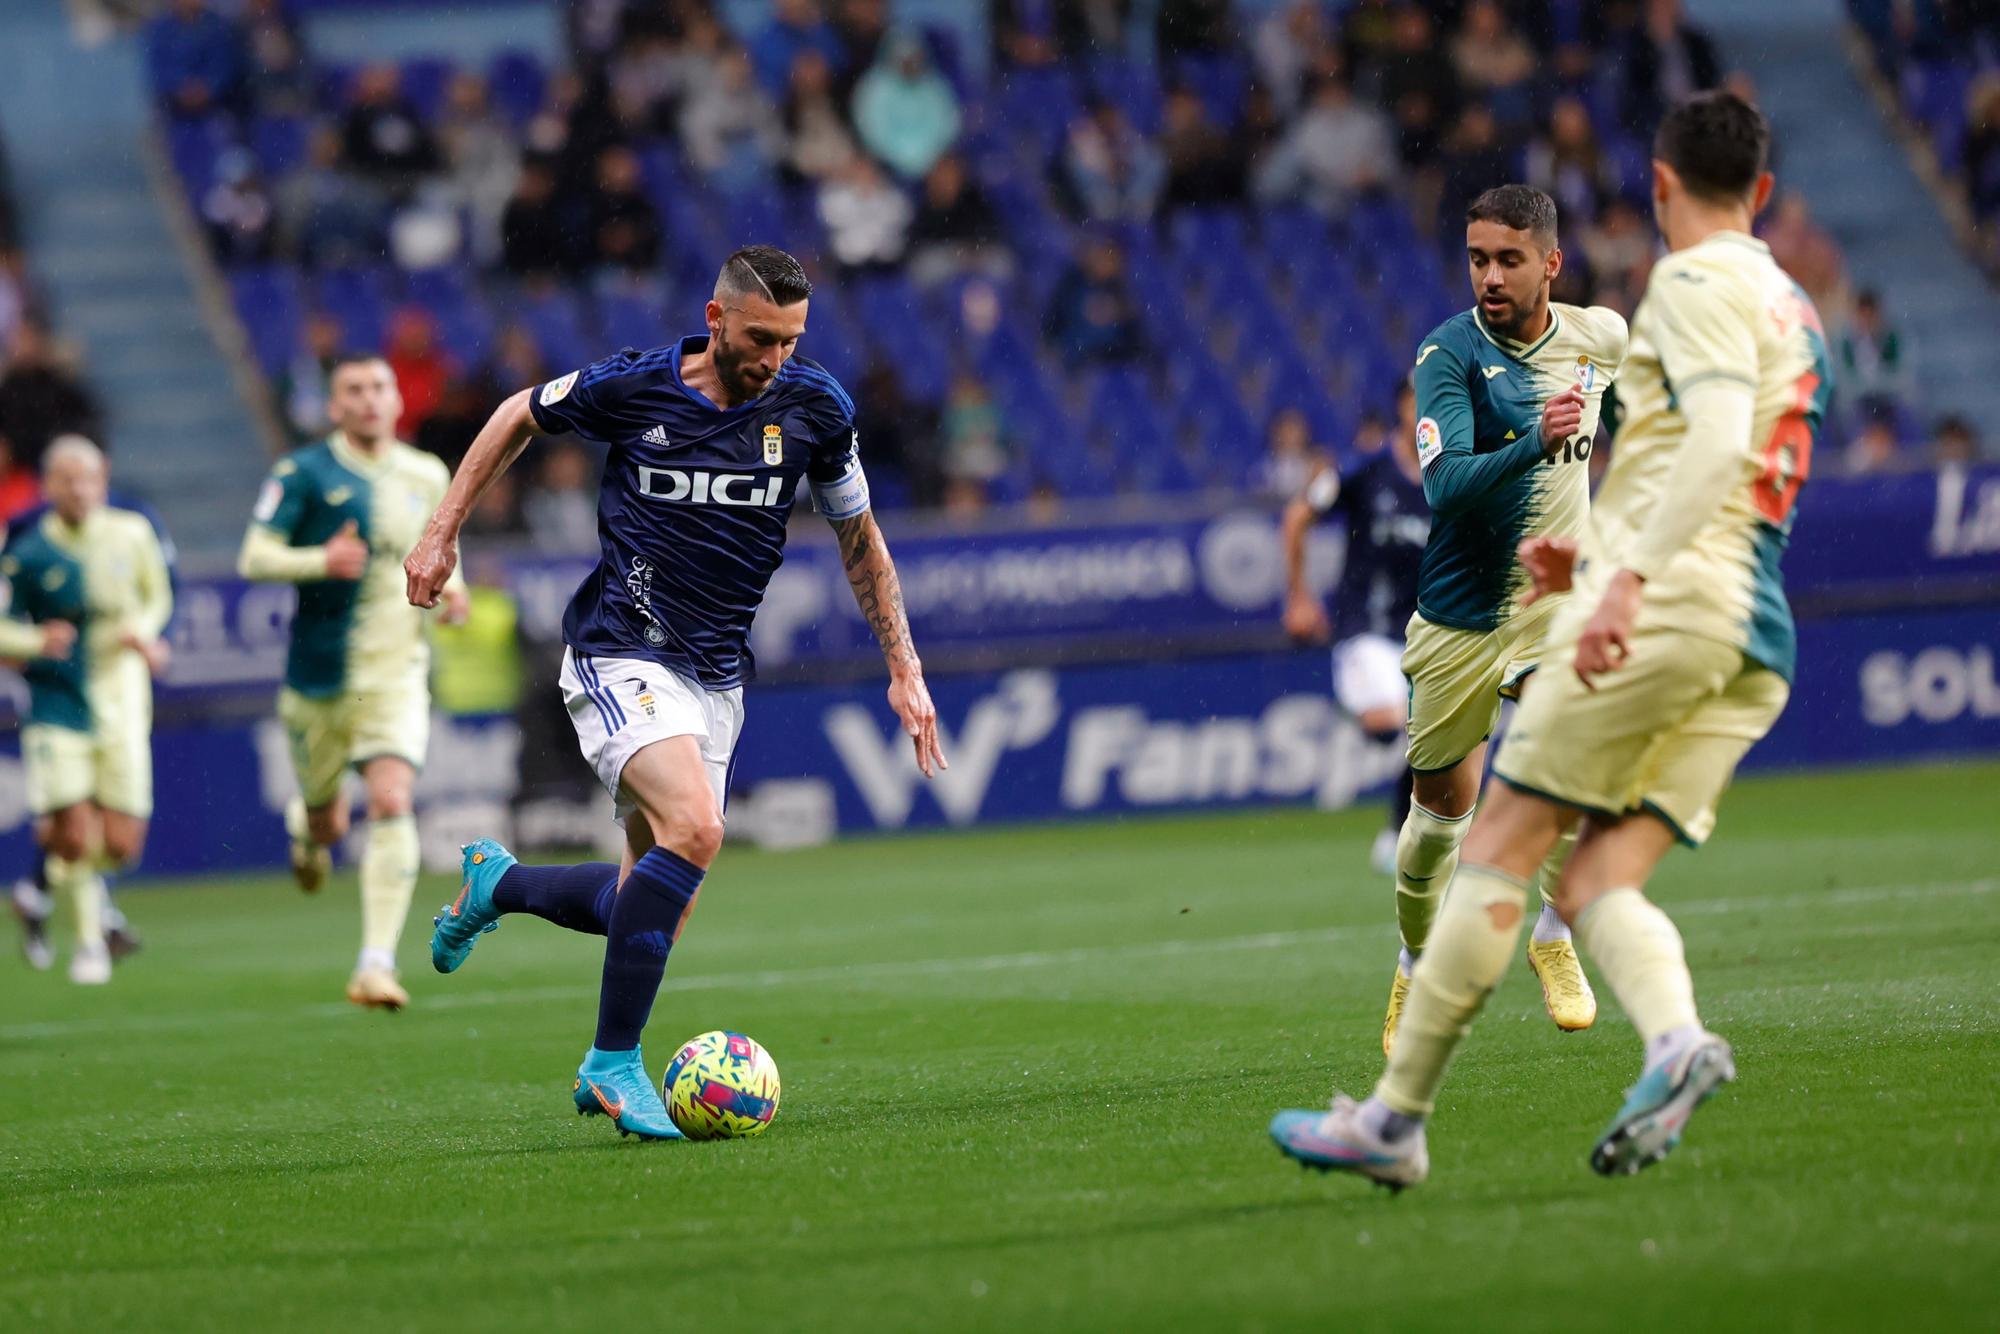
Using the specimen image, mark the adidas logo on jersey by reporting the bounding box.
[637,467,791,508]
[642,425,671,446]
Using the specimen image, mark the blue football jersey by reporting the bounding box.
[1321,451,1429,642]
[528,336,866,689]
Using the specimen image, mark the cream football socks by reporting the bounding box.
[1531,827,1579,943]
[1375,864,1530,1116]
[1573,888,1702,1068]
[1394,801,1474,960]
[358,814,419,972]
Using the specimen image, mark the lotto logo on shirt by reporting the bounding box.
[636,467,792,507]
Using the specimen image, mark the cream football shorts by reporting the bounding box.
[1401,594,1563,773]
[278,676,432,808]
[22,711,154,820]
[1492,608,1789,847]
[560,648,743,823]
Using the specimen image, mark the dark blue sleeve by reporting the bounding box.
[528,350,649,442]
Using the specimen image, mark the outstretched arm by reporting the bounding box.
[406,388,540,608]
[830,510,947,777]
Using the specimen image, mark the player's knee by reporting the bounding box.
[651,808,725,866]
[101,824,145,865]
[366,791,412,821]
[46,821,89,862]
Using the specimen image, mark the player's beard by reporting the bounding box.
[1482,286,1548,342]
[713,335,776,405]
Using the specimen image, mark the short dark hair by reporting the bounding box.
[328,351,390,379]
[1465,184,1558,250]
[716,245,812,307]
[1654,91,1769,203]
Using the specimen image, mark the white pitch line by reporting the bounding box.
[1,879,1992,1044]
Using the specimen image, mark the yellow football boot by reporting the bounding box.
[1526,938,1597,1031]
[346,966,409,1011]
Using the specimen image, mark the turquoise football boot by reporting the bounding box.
[1270,1095,1427,1192]
[574,1047,684,1140]
[1590,1032,1736,1177]
[430,839,511,974]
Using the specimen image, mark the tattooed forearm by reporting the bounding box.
[833,513,916,671]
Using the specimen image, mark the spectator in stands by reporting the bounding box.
[1157,0,1233,58]
[1964,74,2000,226]
[680,45,785,194]
[908,152,1013,287]
[1253,2,1336,116]
[500,158,579,279]
[607,28,685,137]
[817,152,913,277]
[588,146,663,279]
[201,146,276,265]
[1842,407,1904,476]
[484,323,550,394]
[278,311,342,443]
[145,0,246,119]
[1161,86,1246,213]
[341,63,440,189]
[852,30,962,183]
[0,321,99,469]
[1063,99,1166,222]
[241,0,310,117]
[1581,195,1653,315]
[523,441,601,553]
[830,0,892,97]
[994,0,1128,69]
[462,468,526,538]
[277,124,388,270]
[386,306,452,438]
[1763,190,1847,313]
[0,252,25,356]
[1379,6,1458,171]
[1435,105,1514,238]
[1044,235,1144,364]
[1339,0,1401,93]
[854,357,938,505]
[784,50,862,185]
[0,435,40,525]
[753,0,845,96]
[1450,0,1537,132]
[1255,407,1327,498]
[939,373,1011,507]
[440,73,522,268]
[1527,96,1617,228]
[1933,415,1980,468]
[1619,0,1721,131]
[1838,289,1913,427]
[413,373,491,464]
[1253,73,1396,218]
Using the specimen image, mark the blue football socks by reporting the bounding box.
[494,862,620,935]
[593,848,704,1052]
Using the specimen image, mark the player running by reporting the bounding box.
[0,437,173,984]
[238,354,468,1011]
[405,246,946,1141]
[1273,91,1826,1186]
[7,440,174,970]
[1281,380,1428,873]
[1376,184,1629,1055]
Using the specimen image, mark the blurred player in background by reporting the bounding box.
[1274,92,1825,1186]
[408,246,946,1141]
[8,439,177,970]
[0,436,172,984]
[238,354,467,1011]
[1281,379,1428,873]
[1374,185,1628,1056]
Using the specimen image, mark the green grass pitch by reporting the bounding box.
[3,760,1996,1331]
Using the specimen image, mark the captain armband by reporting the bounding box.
[811,460,871,521]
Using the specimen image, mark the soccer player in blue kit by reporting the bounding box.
[404,247,947,1139]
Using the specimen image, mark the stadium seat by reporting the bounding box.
[487,49,547,126]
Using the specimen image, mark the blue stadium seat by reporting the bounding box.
[487,49,547,126]
[400,56,455,123]
[249,115,310,179]
[311,264,393,353]
[230,266,302,374]
[506,287,592,370]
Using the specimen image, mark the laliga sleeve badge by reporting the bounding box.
[1416,416,1443,470]
[540,370,579,406]
[762,423,784,465]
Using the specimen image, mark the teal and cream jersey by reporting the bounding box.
[1411,302,1628,631]
[0,522,92,731]
[1579,232,1832,683]
[242,433,455,698]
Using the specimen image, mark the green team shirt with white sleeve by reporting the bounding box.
[1411,302,1629,632]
